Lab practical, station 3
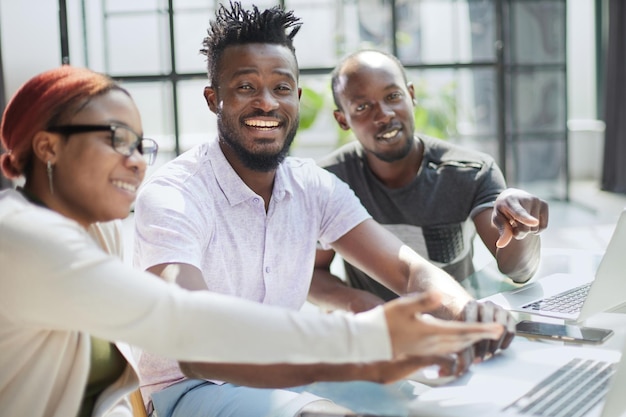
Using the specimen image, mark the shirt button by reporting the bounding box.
[265,266,271,273]
[253,198,260,204]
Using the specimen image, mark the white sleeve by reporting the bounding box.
[317,168,371,249]
[0,212,392,365]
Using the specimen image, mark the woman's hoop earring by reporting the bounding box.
[47,161,54,195]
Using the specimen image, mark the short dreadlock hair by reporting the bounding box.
[200,1,302,88]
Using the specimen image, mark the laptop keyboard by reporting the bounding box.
[503,357,616,417]
[521,283,592,314]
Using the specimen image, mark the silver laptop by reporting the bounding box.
[408,337,626,417]
[482,208,626,322]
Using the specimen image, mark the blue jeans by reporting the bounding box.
[150,379,326,417]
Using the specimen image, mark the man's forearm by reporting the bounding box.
[179,361,371,388]
[180,356,443,387]
[309,269,385,313]
[402,247,473,320]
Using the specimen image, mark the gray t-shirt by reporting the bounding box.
[318,135,506,301]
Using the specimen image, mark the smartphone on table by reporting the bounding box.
[515,320,614,345]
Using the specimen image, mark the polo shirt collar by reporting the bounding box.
[207,138,291,206]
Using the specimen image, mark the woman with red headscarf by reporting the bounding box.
[0,66,502,417]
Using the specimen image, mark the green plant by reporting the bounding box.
[412,79,458,140]
[299,86,325,130]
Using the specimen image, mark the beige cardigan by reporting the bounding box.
[0,189,391,417]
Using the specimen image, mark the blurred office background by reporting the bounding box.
[0,0,624,208]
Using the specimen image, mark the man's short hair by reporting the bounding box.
[330,49,409,111]
[200,1,302,88]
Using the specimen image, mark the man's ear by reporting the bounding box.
[407,82,416,105]
[32,131,61,164]
[204,86,219,114]
[333,109,350,131]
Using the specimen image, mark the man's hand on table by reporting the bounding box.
[455,300,516,373]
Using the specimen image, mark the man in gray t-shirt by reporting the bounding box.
[319,135,504,300]
[311,49,549,308]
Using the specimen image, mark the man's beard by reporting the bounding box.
[217,111,298,172]
[370,134,414,163]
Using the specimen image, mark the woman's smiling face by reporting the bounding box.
[48,89,147,226]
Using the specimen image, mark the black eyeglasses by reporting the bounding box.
[46,124,159,165]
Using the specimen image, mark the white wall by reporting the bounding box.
[567,0,597,120]
[566,0,605,181]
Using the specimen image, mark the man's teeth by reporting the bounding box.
[245,120,279,128]
[112,180,137,192]
[381,129,399,139]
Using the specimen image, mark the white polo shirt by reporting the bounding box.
[133,138,372,395]
[134,138,370,308]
